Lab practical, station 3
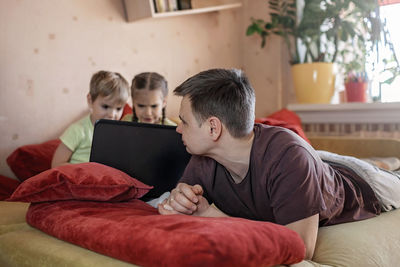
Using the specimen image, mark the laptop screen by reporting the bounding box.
[90,119,191,199]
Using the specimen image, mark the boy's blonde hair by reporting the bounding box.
[89,70,130,103]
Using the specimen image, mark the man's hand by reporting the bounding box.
[158,183,210,215]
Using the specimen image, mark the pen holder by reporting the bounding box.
[345,82,367,102]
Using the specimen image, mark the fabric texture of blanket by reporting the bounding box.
[26,200,305,267]
[318,150,400,211]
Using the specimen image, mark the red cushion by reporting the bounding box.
[27,200,305,266]
[121,103,133,119]
[6,139,61,181]
[256,108,310,143]
[7,162,152,203]
[0,175,20,200]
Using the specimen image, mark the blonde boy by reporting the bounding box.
[51,70,130,167]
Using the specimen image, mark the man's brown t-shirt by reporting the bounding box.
[180,124,380,226]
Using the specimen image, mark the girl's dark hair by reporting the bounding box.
[131,72,168,124]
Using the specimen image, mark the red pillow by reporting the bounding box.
[7,139,61,181]
[27,200,305,266]
[268,108,302,126]
[0,175,20,200]
[256,108,310,143]
[7,162,152,203]
[121,103,133,119]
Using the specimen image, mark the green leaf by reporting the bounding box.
[265,22,273,30]
[382,76,396,85]
[246,25,255,36]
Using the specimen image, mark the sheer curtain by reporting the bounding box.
[369,1,400,102]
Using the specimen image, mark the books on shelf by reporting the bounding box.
[178,0,192,10]
[169,0,178,11]
[153,0,192,13]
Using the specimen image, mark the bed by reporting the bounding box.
[1,135,400,266]
[1,162,304,267]
[0,201,134,267]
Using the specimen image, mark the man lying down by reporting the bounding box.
[150,68,400,260]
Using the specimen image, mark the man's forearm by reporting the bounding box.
[198,203,229,217]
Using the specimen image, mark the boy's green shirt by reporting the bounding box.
[60,114,93,164]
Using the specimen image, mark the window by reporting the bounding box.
[368,2,400,102]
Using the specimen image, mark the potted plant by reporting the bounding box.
[340,15,400,102]
[344,72,369,102]
[246,0,391,104]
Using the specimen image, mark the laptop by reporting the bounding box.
[89,119,191,200]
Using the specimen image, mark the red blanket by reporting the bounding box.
[256,108,310,143]
[27,200,305,267]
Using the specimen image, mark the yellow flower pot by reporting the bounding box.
[291,63,336,104]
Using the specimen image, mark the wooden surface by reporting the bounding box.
[309,136,400,158]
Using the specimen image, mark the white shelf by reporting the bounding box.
[123,0,242,22]
[287,102,400,124]
[153,3,242,18]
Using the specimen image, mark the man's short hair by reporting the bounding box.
[174,68,255,138]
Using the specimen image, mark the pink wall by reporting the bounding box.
[0,0,290,179]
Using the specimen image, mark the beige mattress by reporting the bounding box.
[2,136,400,267]
[0,201,136,267]
[2,200,400,267]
